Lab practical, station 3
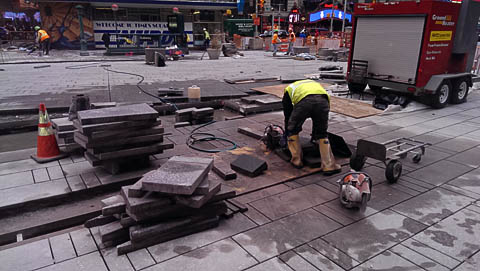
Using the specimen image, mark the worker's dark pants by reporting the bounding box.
[287,94,329,140]
[204,39,210,50]
[40,38,50,55]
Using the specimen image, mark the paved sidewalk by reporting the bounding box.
[1,92,480,270]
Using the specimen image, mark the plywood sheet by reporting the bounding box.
[251,84,382,119]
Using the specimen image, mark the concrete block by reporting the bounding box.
[128,179,146,198]
[237,127,264,140]
[89,142,173,161]
[174,122,191,128]
[175,107,196,116]
[158,88,184,96]
[175,181,222,208]
[230,154,268,177]
[84,215,117,228]
[192,107,214,119]
[120,186,172,214]
[76,134,164,149]
[90,102,117,109]
[101,195,126,216]
[118,216,220,255]
[99,221,129,243]
[141,156,213,195]
[175,115,191,123]
[193,175,210,195]
[212,159,237,180]
[51,117,75,132]
[74,119,161,135]
[77,103,158,125]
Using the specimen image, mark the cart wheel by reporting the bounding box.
[412,154,422,164]
[399,152,407,159]
[386,160,402,183]
[350,152,366,171]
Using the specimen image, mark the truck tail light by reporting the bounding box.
[407,87,416,93]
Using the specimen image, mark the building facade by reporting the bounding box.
[32,0,237,49]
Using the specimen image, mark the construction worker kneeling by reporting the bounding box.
[283,80,341,175]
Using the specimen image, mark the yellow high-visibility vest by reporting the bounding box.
[284,80,329,105]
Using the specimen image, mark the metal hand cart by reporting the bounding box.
[349,138,431,183]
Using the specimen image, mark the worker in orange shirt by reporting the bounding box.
[34,26,50,56]
[271,29,281,57]
[285,28,296,56]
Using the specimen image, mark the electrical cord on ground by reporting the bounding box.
[186,121,237,153]
[64,63,178,110]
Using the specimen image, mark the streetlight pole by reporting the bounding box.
[330,1,335,33]
[75,5,89,56]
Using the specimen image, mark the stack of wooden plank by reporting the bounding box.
[85,156,238,255]
[73,103,173,174]
[51,117,82,153]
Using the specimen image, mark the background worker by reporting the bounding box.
[34,26,50,56]
[285,28,296,56]
[203,28,210,49]
[282,79,341,175]
[271,29,281,57]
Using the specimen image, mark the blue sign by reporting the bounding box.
[309,9,352,23]
[237,0,245,15]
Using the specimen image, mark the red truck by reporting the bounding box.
[347,0,480,108]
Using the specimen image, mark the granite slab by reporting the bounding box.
[77,103,158,125]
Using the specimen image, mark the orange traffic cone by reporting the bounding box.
[31,103,68,163]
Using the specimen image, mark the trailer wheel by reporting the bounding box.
[431,81,451,109]
[450,79,469,104]
[348,82,367,93]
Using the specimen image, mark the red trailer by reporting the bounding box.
[347,0,480,108]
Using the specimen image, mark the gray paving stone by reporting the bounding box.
[0,178,71,210]
[453,250,480,270]
[37,251,107,271]
[412,209,480,261]
[0,170,34,190]
[66,175,86,192]
[435,123,479,137]
[144,238,258,271]
[90,228,135,271]
[413,132,452,145]
[401,238,461,269]
[70,228,98,256]
[322,210,426,262]
[279,250,319,271]
[120,186,171,214]
[448,167,480,196]
[313,205,356,226]
[399,147,452,170]
[49,233,77,263]
[391,187,473,225]
[33,168,50,183]
[127,249,156,270]
[243,205,272,225]
[294,244,344,271]
[141,157,213,195]
[99,221,129,243]
[0,239,53,271]
[446,146,480,168]
[148,212,256,263]
[175,181,221,208]
[307,238,360,270]
[235,184,291,204]
[406,160,474,186]
[435,136,480,153]
[390,244,450,271]
[249,184,337,220]
[0,158,58,176]
[80,172,101,188]
[77,103,158,125]
[233,208,342,262]
[230,154,268,177]
[350,250,421,271]
[246,257,293,271]
[47,165,65,180]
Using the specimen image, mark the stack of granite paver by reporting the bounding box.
[51,117,82,152]
[84,156,237,255]
[174,107,215,127]
[73,103,173,174]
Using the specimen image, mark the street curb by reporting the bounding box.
[0,58,144,65]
